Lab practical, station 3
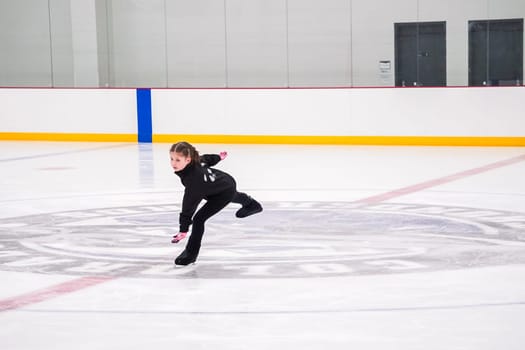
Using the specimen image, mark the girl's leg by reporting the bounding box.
[232,191,263,218]
[231,191,252,206]
[176,190,234,265]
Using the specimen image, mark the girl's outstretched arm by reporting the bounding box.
[200,152,227,166]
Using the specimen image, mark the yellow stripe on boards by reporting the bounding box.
[153,134,525,147]
[0,132,137,142]
[2,132,524,146]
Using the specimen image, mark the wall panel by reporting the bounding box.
[49,0,74,87]
[288,0,352,86]
[0,0,52,86]
[225,0,288,87]
[351,0,417,87]
[108,0,166,87]
[167,0,226,87]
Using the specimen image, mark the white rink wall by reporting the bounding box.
[0,88,137,134]
[152,87,525,137]
[1,87,524,139]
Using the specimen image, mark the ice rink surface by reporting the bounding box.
[1,141,524,349]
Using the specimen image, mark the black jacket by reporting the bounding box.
[174,154,236,232]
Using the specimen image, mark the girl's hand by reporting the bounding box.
[171,232,187,244]
[220,151,228,160]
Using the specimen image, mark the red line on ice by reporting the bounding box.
[0,276,113,312]
[354,153,525,205]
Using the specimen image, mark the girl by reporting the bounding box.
[170,141,263,265]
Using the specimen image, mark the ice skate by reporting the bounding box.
[175,249,197,266]
[236,199,263,218]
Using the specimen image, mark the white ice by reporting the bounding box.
[1,141,524,349]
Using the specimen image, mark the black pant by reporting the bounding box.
[185,190,252,256]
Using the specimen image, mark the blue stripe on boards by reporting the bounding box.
[136,89,152,143]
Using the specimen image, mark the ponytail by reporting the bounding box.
[170,141,200,164]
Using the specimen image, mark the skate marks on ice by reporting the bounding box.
[0,201,524,279]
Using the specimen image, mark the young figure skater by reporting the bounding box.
[170,141,263,265]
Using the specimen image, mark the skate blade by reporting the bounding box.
[174,262,197,270]
[174,259,197,267]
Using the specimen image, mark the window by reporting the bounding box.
[395,22,447,87]
[469,19,524,86]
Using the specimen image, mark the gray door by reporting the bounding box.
[469,19,524,86]
[395,22,446,87]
